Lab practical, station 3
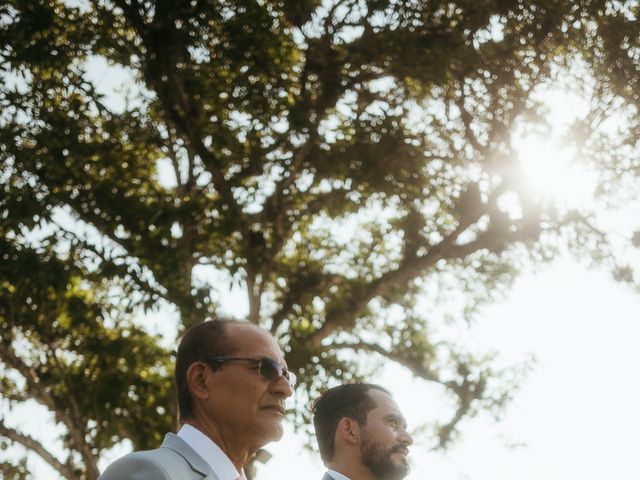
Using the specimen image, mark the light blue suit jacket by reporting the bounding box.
[99,433,220,480]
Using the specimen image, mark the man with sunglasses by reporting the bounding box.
[313,383,413,480]
[100,318,295,480]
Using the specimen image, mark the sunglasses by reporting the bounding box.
[204,356,296,388]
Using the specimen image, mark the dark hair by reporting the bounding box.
[175,319,243,422]
[312,383,390,464]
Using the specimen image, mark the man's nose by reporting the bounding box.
[271,372,294,398]
[399,427,413,446]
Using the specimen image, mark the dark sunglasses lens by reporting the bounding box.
[258,359,282,381]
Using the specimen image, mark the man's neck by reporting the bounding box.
[185,419,254,471]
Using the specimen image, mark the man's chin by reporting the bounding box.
[364,455,409,480]
[386,455,410,479]
[257,420,284,443]
[390,464,410,480]
[270,424,284,441]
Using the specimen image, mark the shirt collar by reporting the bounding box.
[177,424,243,480]
[327,469,352,480]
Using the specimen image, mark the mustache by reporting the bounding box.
[391,444,409,455]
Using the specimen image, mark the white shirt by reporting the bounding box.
[327,469,352,480]
[177,424,245,480]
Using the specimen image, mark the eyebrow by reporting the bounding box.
[384,413,408,429]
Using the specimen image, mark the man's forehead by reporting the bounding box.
[368,389,405,418]
[227,323,284,358]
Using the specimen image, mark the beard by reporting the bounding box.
[360,432,409,480]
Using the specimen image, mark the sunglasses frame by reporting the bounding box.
[204,355,296,388]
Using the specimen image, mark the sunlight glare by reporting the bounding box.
[515,137,596,207]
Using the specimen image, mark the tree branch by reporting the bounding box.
[0,342,58,413]
[48,351,100,480]
[111,0,246,232]
[325,341,445,385]
[166,128,185,194]
[270,272,348,335]
[108,0,148,32]
[455,85,486,154]
[307,193,493,347]
[0,424,76,479]
[0,341,97,478]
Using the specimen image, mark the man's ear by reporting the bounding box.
[336,417,361,446]
[186,362,211,401]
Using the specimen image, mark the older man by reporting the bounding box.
[100,319,295,480]
[313,384,413,480]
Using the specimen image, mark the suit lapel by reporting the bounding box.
[161,433,220,480]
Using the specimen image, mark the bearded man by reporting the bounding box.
[312,383,413,480]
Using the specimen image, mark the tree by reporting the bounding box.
[1,0,639,478]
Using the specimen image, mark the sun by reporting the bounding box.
[514,136,596,208]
